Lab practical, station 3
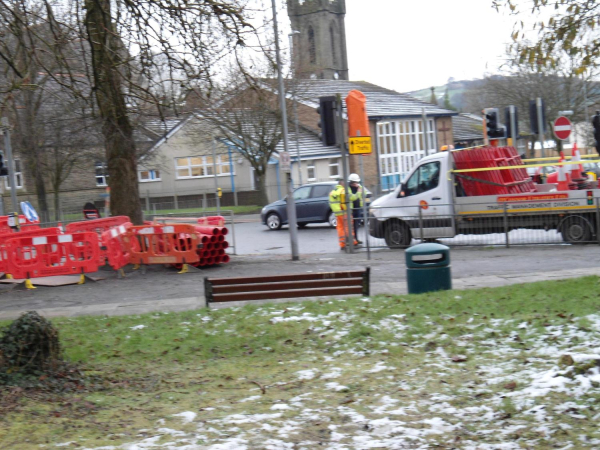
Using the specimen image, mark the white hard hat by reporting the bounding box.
[348,173,361,183]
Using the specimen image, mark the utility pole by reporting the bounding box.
[211,139,221,215]
[1,117,19,214]
[272,0,299,260]
[289,31,303,186]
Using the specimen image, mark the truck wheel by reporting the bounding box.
[560,216,592,244]
[384,221,411,249]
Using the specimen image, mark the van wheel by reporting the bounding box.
[384,221,411,248]
[560,216,592,244]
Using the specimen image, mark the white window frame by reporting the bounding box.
[175,155,232,179]
[95,162,108,187]
[306,160,316,182]
[377,119,437,188]
[4,159,23,190]
[328,158,340,179]
[138,169,161,182]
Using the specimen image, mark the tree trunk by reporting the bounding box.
[256,171,269,206]
[84,0,142,224]
[53,189,60,222]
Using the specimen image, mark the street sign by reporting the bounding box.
[349,136,372,155]
[20,201,39,222]
[553,116,572,141]
[280,151,291,172]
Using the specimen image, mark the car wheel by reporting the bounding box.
[328,211,337,228]
[384,221,411,249]
[266,212,282,230]
[298,223,308,228]
[560,216,592,244]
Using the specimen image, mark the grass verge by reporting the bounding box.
[2,277,600,448]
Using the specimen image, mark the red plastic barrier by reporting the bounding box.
[66,216,131,235]
[4,232,100,279]
[0,215,39,233]
[66,216,130,266]
[0,227,63,273]
[197,216,226,227]
[101,223,134,271]
[125,224,201,266]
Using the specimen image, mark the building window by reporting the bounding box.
[377,119,437,191]
[329,158,339,178]
[308,26,316,64]
[307,160,316,181]
[95,162,108,187]
[139,169,161,182]
[4,159,23,189]
[175,155,231,179]
[330,24,338,66]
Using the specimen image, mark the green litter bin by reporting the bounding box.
[406,243,451,294]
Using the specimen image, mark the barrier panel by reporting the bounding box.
[101,223,134,271]
[66,216,130,266]
[4,232,100,279]
[0,227,63,273]
[125,224,202,266]
[0,215,39,233]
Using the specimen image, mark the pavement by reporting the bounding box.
[1,244,600,320]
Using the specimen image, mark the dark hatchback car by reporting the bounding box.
[261,182,337,230]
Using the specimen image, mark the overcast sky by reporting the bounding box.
[341,0,521,92]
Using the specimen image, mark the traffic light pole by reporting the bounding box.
[271,0,299,261]
[1,118,19,215]
[509,105,517,149]
[335,94,353,254]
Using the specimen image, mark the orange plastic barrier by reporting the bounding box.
[4,232,100,279]
[101,223,134,271]
[125,224,202,266]
[0,227,63,273]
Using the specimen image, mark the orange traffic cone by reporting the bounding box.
[557,152,570,191]
[570,143,584,181]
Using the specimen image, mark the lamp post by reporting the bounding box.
[289,30,302,186]
[271,0,299,260]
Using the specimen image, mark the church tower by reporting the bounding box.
[287,0,349,80]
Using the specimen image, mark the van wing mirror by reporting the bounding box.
[397,185,406,198]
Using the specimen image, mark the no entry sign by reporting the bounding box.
[553,116,572,140]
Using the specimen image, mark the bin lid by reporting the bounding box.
[406,243,450,268]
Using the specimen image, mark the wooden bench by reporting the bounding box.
[204,268,370,307]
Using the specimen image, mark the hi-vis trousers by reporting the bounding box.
[336,213,358,249]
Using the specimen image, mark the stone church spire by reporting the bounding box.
[287,0,349,80]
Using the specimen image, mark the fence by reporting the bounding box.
[355,200,600,253]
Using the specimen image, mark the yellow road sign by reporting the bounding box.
[349,136,372,155]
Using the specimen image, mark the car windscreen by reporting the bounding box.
[311,185,334,198]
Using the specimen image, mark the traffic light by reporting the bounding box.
[484,108,506,138]
[0,153,7,177]
[529,98,547,135]
[317,96,337,146]
[504,105,519,139]
[592,110,600,155]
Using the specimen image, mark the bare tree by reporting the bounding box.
[1,0,253,223]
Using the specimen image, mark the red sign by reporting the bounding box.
[553,116,572,140]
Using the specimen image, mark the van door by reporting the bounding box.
[400,160,454,238]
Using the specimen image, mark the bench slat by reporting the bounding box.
[207,271,366,286]
[213,277,364,294]
[211,286,364,303]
